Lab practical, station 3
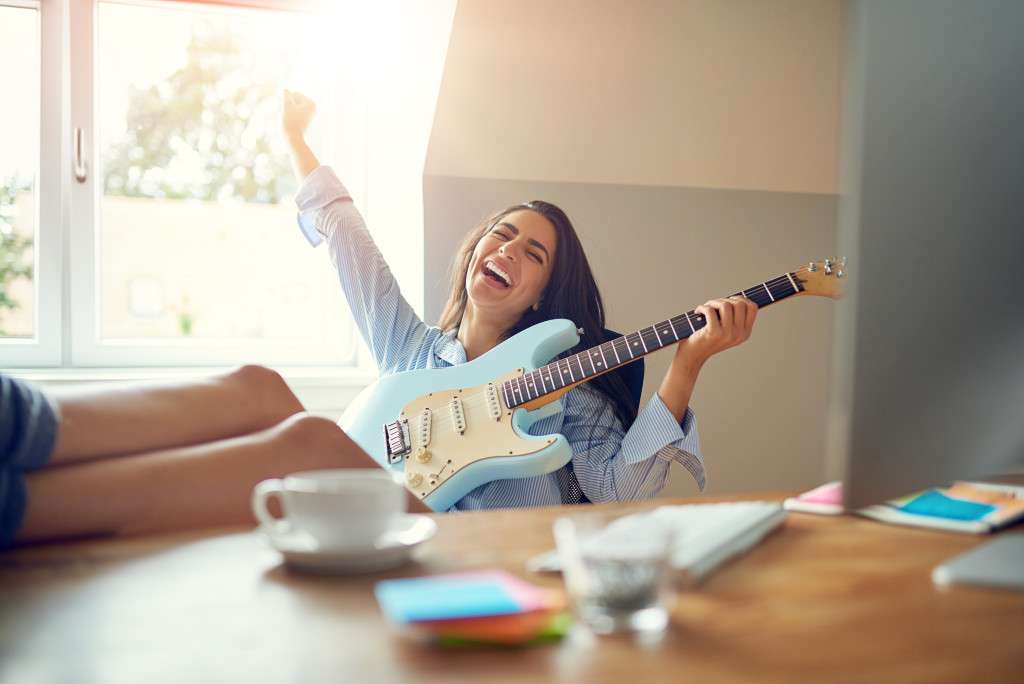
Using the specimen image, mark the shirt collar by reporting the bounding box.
[434,328,467,366]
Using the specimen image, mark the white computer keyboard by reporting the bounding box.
[528,500,787,586]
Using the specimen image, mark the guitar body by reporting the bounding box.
[339,319,582,511]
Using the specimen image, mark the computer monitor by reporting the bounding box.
[829,0,1024,510]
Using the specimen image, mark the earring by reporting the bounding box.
[532,302,541,311]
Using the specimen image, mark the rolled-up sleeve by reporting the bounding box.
[293,166,432,376]
[565,388,705,503]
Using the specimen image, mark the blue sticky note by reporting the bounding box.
[374,573,525,623]
[900,490,996,521]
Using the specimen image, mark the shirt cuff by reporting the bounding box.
[293,165,352,248]
[623,393,705,490]
[625,393,696,455]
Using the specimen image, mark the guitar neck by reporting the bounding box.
[501,269,807,409]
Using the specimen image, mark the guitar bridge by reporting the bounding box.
[383,420,410,464]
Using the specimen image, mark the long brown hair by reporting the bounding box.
[437,201,637,432]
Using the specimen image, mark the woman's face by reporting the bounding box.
[464,209,558,327]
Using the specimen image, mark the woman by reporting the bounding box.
[282,89,758,511]
[1,366,392,549]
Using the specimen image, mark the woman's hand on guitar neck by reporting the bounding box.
[688,295,758,360]
[657,296,758,423]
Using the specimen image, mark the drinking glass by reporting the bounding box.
[554,512,677,635]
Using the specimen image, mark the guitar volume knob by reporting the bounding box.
[415,446,432,463]
[406,472,423,487]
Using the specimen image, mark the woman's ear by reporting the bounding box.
[532,300,542,311]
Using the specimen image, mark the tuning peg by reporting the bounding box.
[808,261,819,272]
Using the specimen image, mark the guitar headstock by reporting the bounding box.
[794,258,847,300]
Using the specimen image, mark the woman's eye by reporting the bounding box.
[528,251,542,263]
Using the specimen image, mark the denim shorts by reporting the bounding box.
[1,374,59,550]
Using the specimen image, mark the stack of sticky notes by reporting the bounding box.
[373,569,570,646]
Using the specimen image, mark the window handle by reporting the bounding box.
[74,127,87,182]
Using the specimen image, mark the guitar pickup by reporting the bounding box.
[383,419,410,463]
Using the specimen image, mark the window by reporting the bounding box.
[1,0,453,372]
[0,4,39,344]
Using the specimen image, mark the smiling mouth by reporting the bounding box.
[483,261,512,288]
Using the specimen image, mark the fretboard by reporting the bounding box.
[501,270,804,409]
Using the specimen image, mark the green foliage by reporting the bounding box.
[0,176,33,336]
[102,21,295,204]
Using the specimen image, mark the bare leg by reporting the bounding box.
[48,365,304,466]
[16,413,430,545]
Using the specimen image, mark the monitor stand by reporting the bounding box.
[932,534,1024,592]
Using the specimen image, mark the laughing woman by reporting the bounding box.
[282,89,757,511]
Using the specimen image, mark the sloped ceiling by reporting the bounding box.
[426,0,842,195]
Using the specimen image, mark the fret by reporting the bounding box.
[543,364,559,393]
[622,336,636,359]
[762,282,775,303]
[569,352,585,378]
[609,338,623,365]
[636,330,649,353]
[533,368,548,395]
[743,286,772,308]
[595,346,609,371]
[560,357,575,382]
[509,377,523,406]
[641,327,660,352]
[580,350,597,377]
[667,314,686,338]
[771,274,799,300]
[652,326,666,349]
[502,381,514,409]
[653,324,666,348]
[516,375,530,403]
[683,311,696,334]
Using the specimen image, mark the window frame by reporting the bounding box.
[0,0,61,367]
[2,0,361,369]
[2,0,449,380]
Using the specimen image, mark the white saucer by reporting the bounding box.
[260,514,437,575]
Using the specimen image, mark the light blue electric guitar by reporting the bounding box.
[340,259,846,510]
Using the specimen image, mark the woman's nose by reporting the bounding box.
[499,243,517,261]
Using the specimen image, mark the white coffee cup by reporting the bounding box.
[251,469,405,549]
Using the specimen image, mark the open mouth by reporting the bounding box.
[483,261,512,288]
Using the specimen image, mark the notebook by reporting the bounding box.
[527,500,787,586]
[785,480,1024,534]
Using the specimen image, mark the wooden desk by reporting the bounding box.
[2,492,1022,683]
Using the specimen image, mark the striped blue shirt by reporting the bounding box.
[295,166,706,510]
